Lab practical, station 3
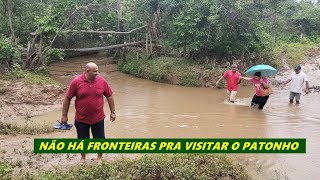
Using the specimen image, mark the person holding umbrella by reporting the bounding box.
[241,65,277,110]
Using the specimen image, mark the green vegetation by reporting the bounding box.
[0,121,54,135]
[119,53,228,87]
[30,154,249,180]
[0,63,59,86]
[130,0,320,59]
[1,0,319,70]
[0,161,13,180]
[274,38,320,67]
[116,0,320,85]
[0,35,20,67]
[0,84,9,94]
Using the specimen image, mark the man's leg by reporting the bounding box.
[226,90,231,102]
[295,93,301,104]
[91,120,105,160]
[289,91,295,103]
[229,91,237,103]
[74,120,90,162]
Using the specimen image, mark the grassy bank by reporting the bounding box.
[118,55,228,87]
[0,67,59,96]
[0,63,59,86]
[23,154,249,180]
[0,121,54,135]
[119,40,320,87]
[0,161,13,180]
[274,39,320,67]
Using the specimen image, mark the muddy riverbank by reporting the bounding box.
[0,80,65,122]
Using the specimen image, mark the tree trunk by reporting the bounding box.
[62,26,146,35]
[30,34,43,69]
[146,33,149,54]
[116,0,124,58]
[148,24,153,54]
[6,0,16,44]
[25,33,38,69]
[151,6,160,46]
[39,35,44,66]
[64,41,144,52]
[147,3,161,55]
[116,0,123,33]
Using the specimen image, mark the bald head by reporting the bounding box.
[85,62,99,81]
[85,62,98,71]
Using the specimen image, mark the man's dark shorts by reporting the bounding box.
[74,120,105,138]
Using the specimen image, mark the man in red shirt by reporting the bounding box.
[61,62,116,162]
[215,64,242,103]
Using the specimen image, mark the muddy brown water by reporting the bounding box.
[20,55,320,179]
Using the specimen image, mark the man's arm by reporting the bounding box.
[215,76,225,86]
[106,95,116,122]
[282,79,291,85]
[240,77,251,81]
[305,81,310,94]
[238,74,242,84]
[61,78,77,124]
[61,97,72,124]
[304,73,309,94]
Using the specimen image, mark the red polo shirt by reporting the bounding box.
[223,70,241,91]
[66,73,113,124]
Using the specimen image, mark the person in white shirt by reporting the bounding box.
[282,65,309,104]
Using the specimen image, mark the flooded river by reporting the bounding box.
[35,55,320,179]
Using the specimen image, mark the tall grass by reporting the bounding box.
[274,39,320,67]
[118,54,225,87]
[32,154,249,180]
[0,161,13,180]
[0,121,54,135]
[0,63,59,86]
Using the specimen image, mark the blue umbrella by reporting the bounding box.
[245,64,277,77]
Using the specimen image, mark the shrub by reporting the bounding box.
[35,154,250,180]
[0,161,13,180]
[0,35,20,67]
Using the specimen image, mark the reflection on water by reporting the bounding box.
[26,55,320,179]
